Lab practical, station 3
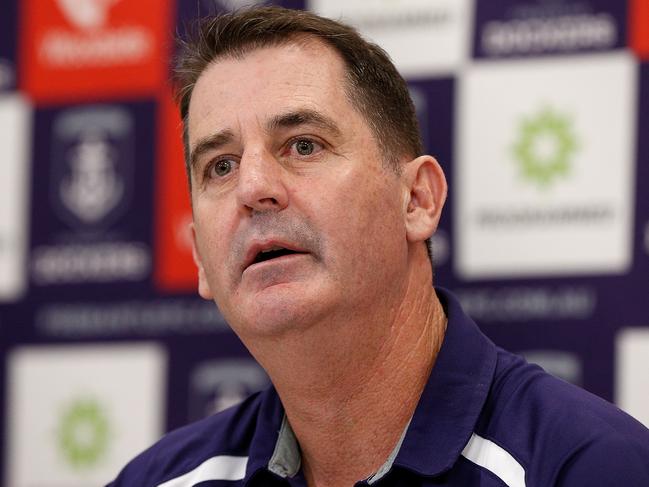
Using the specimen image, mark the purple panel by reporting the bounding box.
[28,101,157,299]
[479,316,615,401]
[473,0,627,59]
[176,0,306,36]
[164,334,259,430]
[407,78,456,287]
[630,62,649,321]
[0,337,6,482]
[0,0,18,91]
[452,274,637,402]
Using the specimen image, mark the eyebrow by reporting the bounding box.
[267,109,342,138]
[189,129,235,173]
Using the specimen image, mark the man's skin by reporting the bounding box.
[187,35,449,487]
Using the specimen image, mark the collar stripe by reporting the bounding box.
[461,433,526,487]
[156,455,248,487]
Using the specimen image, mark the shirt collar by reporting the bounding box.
[389,287,497,477]
[243,287,497,482]
[243,385,290,483]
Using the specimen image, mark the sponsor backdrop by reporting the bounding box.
[0,0,647,485]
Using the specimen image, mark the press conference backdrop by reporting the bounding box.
[1,0,648,485]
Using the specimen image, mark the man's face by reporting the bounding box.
[188,38,413,341]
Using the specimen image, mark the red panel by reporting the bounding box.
[20,0,173,102]
[631,0,649,58]
[154,89,197,293]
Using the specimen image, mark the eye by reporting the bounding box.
[287,137,326,159]
[294,139,315,156]
[208,158,237,178]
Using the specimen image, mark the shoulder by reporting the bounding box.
[553,428,649,486]
[106,390,265,487]
[478,348,649,486]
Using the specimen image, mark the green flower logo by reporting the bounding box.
[57,398,110,469]
[512,107,578,188]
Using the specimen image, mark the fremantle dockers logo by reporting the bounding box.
[51,106,133,229]
[189,359,270,420]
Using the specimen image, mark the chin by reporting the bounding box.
[231,289,327,340]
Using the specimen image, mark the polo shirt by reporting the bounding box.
[108,288,649,486]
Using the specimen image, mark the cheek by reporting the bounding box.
[193,210,234,280]
[312,176,404,259]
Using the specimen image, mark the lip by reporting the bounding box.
[241,239,310,273]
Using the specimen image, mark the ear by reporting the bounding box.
[403,155,447,243]
[190,222,214,300]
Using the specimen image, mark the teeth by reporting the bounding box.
[261,246,284,253]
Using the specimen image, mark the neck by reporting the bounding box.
[250,255,447,487]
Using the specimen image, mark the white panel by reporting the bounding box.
[456,53,636,278]
[309,0,473,77]
[616,328,649,428]
[0,94,31,301]
[6,344,167,487]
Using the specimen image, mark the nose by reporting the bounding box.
[236,148,289,213]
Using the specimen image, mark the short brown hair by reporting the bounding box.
[173,6,423,184]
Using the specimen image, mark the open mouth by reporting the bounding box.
[252,246,307,265]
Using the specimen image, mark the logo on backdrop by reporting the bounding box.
[41,0,151,68]
[51,106,132,230]
[6,345,165,486]
[30,102,155,287]
[56,0,120,30]
[474,0,622,58]
[57,397,110,469]
[59,130,124,225]
[512,106,578,189]
[456,54,634,278]
[21,0,166,101]
[188,359,270,422]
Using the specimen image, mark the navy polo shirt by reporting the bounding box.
[108,289,649,486]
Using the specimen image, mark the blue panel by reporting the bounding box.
[28,101,157,299]
[473,0,628,59]
[408,77,456,287]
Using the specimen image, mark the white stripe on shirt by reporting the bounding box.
[156,455,248,487]
[461,433,526,487]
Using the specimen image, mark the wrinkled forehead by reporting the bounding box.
[187,37,357,142]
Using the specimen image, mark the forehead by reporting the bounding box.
[187,38,364,143]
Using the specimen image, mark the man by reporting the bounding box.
[110,6,649,487]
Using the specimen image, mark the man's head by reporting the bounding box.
[173,7,446,346]
[174,6,423,184]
